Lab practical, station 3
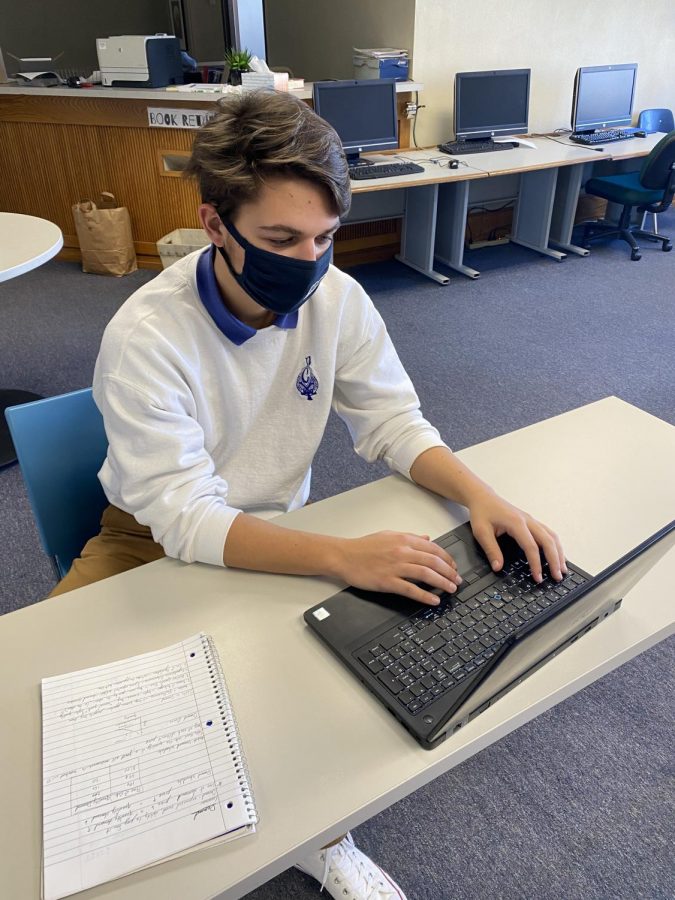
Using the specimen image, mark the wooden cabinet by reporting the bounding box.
[0,87,416,269]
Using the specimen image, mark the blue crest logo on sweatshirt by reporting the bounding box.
[296,355,319,401]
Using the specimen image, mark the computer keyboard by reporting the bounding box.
[569,129,637,145]
[348,162,425,180]
[438,140,516,155]
[354,552,587,716]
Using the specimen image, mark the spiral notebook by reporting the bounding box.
[41,633,257,900]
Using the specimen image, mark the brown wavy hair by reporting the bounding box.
[184,90,351,219]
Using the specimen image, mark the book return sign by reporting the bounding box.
[148,107,216,129]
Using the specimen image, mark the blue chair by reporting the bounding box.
[582,130,675,260]
[637,108,674,135]
[5,388,109,580]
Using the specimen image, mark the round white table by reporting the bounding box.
[1,212,64,466]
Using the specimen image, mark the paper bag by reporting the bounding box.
[72,192,137,276]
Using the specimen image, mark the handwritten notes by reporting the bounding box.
[42,634,256,900]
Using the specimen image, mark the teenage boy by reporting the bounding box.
[53,91,565,900]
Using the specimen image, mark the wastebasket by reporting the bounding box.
[156,228,209,268]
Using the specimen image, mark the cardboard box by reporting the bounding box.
[353,55,409,81]
[157,229,209,268]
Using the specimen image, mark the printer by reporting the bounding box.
[96,35,182,88]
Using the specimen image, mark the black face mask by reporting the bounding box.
[217,220,332,315]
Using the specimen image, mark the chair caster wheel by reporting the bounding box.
[631,250,642,261]
[663,242,672,252]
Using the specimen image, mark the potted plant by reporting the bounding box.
[224,48,253,86]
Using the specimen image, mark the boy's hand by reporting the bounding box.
[334,531,463,606]
[468,491,566,583]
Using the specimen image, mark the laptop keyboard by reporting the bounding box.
[354,556,587,716]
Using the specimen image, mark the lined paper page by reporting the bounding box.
[42,634,255,900]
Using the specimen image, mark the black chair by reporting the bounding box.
[637,109,674,232]
[582,130,675,261]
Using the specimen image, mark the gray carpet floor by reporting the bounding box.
[1,214,674,898]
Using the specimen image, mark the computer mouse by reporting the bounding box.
[448,159,459,169]
[635,130,647,138]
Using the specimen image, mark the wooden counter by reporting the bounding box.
[0,83,422,269]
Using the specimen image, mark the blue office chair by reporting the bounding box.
[637,108,675,135]
[4,388,109,580]
[582,130,675,260]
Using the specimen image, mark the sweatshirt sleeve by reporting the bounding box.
[94,373,240,567]
[332,285,449,477]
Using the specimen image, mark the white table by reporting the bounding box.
[0,211,63,282]
[0,211,63,466]
[352,133,663,284]
[1,396,674,899]
[350,148,488,284]
[434,132,663,278]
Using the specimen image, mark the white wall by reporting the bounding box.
[412,0,675,145]
[264,0,415,81]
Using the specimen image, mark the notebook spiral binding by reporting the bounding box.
[201,634,258,824]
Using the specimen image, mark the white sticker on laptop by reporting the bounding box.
[313,607,330,621]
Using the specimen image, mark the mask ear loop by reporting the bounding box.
[216,242,242,282]
[211,203,225,233]
[212,205,245,280]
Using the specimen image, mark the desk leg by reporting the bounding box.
[434,180,481,280]
[0,389,42,468]
[396,184,450,284]
[511,169,566,261]
[549,164,590,257]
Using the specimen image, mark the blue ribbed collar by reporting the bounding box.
[196,244,298,345]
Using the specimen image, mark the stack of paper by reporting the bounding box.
[352,47,409,59]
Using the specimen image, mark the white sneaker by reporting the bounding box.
[294,832,407,899]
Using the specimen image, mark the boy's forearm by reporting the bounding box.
[409,445,495,508]
[223,511,346,577]
[223,447,492,576]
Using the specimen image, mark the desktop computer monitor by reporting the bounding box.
[571,63,638,133]
[454,69,531,141]
[312,79,398,165]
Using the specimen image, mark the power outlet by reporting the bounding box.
[467,237,511,250]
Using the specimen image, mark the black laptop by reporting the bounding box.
[305,519,675,750]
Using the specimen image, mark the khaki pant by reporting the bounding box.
[48,505,165,597]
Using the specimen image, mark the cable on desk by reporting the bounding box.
[531,130,605,154]
[527,128,572,136]
[390,151,492,176]
[450,159,493,175]
[392,152,471,170]
[411,154,491,173]
[544,134,606,153]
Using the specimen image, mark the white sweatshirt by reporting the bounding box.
[93,246,448,566]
